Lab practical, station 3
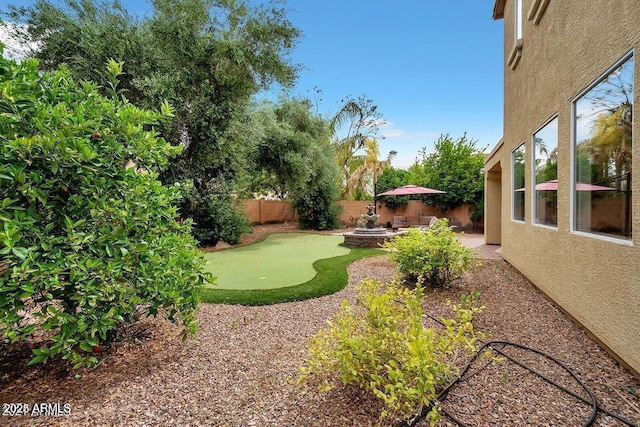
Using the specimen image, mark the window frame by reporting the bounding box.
[515,0,523,41]
[512,141,526,223]
[509,0,524,70]
[570,49,634,245]
[531,115,559,230]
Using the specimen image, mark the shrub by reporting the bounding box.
[295,187,342,230]
[178,178,251,246]
[294,147,342,231]
[298,279,483,424]
[383,220,478,287]
[0,51,211,368]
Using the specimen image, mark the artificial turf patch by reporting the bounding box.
[200,234,382,305]
[203,233,349,290]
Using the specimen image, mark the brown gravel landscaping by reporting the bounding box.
[1,226,639,426]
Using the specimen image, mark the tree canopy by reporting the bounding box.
[410,134,485,212]
[250,98,329,199]
[4,0,302,243]
[377,134,485,216]
[410,134,486,213]
[249,97,342,230]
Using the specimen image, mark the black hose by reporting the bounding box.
[479,341,598,427]
[488,342,638,426]
[392,313,640,427]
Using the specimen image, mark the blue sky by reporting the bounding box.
[282,1,505,168]
[2,0,504,168]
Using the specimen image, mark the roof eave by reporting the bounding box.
[484,138,504,166]
[493,0,506,19]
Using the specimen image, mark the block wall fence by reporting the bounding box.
[241,199,481,231]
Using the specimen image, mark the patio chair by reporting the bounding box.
[391,215,408,231]
[417,216,438,231]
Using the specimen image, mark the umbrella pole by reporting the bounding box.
[373,181,377,214]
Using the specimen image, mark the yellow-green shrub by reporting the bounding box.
[298,279,484,424]
[384,220,478,287]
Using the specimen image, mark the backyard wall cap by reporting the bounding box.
[493,0,506,19]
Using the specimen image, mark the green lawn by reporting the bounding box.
[200,232,383,305]
[204,233,349,290]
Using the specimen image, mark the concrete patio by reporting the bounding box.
[459,232,502,260]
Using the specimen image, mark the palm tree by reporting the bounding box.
[344,138,395,200]
[329,96,384,198]
[580,105,632,190]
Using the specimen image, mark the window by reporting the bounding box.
[515,0,523,40]
[533,117,558,227]
[513,142,526,222]
[573,53,633,240]
[509,0,524,70]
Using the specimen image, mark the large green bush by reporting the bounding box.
[298,279,483,424]
[0,51,210,367]
[295,180,343,231]
[178,178,251,246]
[294,139,342,231]
[384,220,478,287]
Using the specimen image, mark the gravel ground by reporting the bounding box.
[423,262,640,427]
[1,227,639,426]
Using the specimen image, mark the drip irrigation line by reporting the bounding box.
[490,344,639,426]
[482,340,598,426]
[394,313,640,427]
[440,407,470,427]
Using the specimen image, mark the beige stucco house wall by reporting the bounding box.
[486,0,640,375]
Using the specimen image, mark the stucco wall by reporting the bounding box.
[493,0,640,374]
[241,199,479,230]
[485,160,503,244]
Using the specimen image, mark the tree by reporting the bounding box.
[250,98,326,198]
[342,138,394,200]
[294,145,343,230]
[4,0,301,245]
[330,96,385,198]
[375,166,411,209]
[414,134,486,213]
[249,97,342,230]
[0,52,210,368]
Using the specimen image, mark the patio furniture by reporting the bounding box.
[392,215,438,231]
[391,215,408,231]
[419,216,438,229]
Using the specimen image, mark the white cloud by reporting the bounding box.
[391,153,419,170]
[380,121,438,140]
[375,121,439,169]
[0,23,39,61]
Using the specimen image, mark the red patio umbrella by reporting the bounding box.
[377,184,446,196]
[515,179,614,192]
